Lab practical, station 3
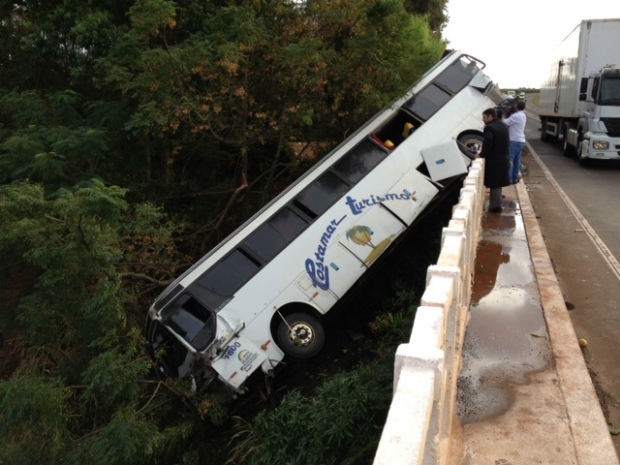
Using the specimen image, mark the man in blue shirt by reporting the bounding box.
[502,100,526,184]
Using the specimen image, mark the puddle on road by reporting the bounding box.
[457,200,552,423]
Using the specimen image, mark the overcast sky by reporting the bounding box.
[443,0,620,89]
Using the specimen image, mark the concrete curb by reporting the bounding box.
[516,173,619,464]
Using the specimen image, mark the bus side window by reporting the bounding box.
[374,109,420,147]
[332,138,387,185]
[402,83,451,121]
[243,207,308,263]
[294,170,349,218]
[191,249,260,311]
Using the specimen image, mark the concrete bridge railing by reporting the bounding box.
[373,158,485,465]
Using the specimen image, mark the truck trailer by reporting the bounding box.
[538,18,620,164]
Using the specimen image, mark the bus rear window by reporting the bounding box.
[434,56,478,94]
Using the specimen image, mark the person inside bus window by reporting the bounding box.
[480,108,510,213]
[402,122,414,138]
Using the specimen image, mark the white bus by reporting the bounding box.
[146,50,501,392]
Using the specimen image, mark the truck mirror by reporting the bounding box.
[579,77,588,93]
[579,93,586,101]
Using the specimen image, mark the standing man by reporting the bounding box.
[480,108,510,213]
[503,99,526,184]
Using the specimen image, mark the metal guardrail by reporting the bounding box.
[373,159,485,465]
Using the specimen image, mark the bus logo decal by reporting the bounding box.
[347,225,396,267]
[345,188,416,215]
[238,350,259,372]
[305,215,347,289]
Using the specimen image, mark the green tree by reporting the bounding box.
[0,1,449,463]
[0,179,188,464]
[403,0,449,34]
[0,375,70,464]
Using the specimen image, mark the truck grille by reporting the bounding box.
[601,118,620,137]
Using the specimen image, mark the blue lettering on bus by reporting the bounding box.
[305,215,346,289]
[345,188,415,215]
[222,341,242,360]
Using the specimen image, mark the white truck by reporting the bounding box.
[538,18,620,165]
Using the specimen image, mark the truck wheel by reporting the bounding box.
[577,143,590,166]
[562,129,574,157]
[276,312,326,360]
[456,133,483,160]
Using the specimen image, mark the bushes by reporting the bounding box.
[229,362,392,465]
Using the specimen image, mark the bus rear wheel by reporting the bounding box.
[457,133,484,159]
[276,312,325,360]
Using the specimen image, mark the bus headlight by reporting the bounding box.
[592,140,609,150]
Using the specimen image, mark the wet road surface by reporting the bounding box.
[458,197,552,423]
[455,183,618,465]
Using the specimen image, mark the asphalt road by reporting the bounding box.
[521,102,620,453]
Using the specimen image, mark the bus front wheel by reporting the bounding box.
[276,312,326,360]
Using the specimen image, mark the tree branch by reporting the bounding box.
[119,272,172,287]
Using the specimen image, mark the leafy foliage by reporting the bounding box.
[0,375,70,464]
[229,362,393,465]
[66,408,160,465]
[0,0,449,463]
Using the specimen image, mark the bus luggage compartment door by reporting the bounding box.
[379,169,440,226]
[421,140,469,182]
[297,237,367,305]
[337,199,407,270]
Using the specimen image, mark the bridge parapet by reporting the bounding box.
[373,159,485,465]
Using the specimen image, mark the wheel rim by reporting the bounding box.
[288,322,314,347]
[465,141,482,156]
[458,136,483,158]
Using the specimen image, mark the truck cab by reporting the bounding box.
[570,66,620,163]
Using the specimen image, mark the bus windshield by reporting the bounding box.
[162,294,216,351]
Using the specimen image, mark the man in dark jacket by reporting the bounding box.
[480,108,510,212]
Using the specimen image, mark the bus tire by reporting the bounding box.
[276,312,325,360]
[456,133,484,159]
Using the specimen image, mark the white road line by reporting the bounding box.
[526,142,620,282]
